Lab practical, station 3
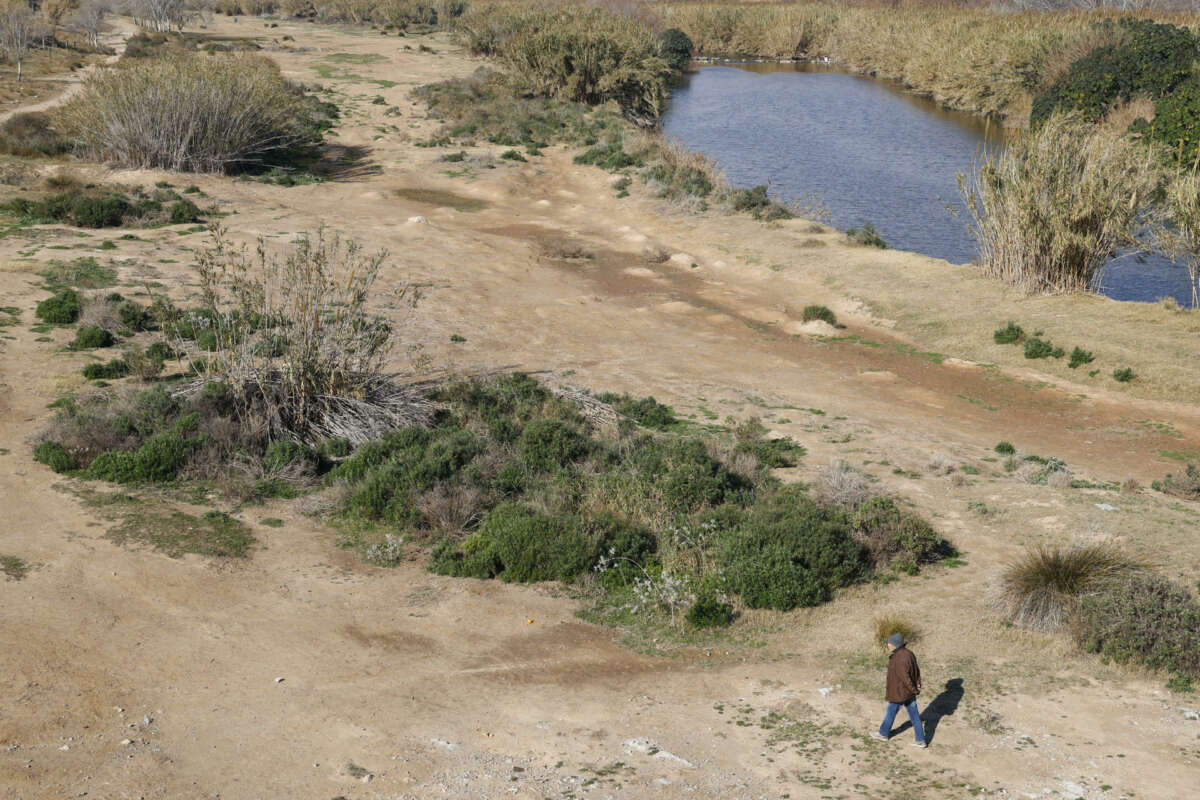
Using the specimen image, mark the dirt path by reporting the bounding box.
[1,17,1199,800]
[0,19,135,125]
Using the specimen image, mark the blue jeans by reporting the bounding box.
[879,697,925,742]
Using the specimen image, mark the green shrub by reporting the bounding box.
[518,418,590,471]
[1031,19,1198,127]
[318,436,353,460]
[70,326,115,349]
[735,438,806,468]
[1067,346,1094,369]
[263,439,320,473]
[1023,337,1062,359]
[997,543,1134,632]
[994,441,1015,455]
[851,496,943,572]
[500,148,526,161]
[33,441,77,473]
[658,28,694,73]
[86,413,204,484]
[168,199,202,224]
[687,587,734,628]
[36,289,82,324]
[118,301,156,331]
[1077,573,1200,681]
[846,222,887,248]
[1113,367,1136,382]
[432,503,594,583]
[598,393,677,430]
[718,485,866,610]
[801,304,837,326]
[657,438,742,513]
[146,341,175,362]
[993,321,1024,344]
[70,194,130,228]
[574,140,640,170]
[82,359,130,380]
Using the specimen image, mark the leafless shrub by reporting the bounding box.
[926,453,956,476]
[1047,469,1076,490]
[78,293,123,330]
[1121,475,1140,494]
[812,458,875,509]
[417,483,486,539]
[949,472,968,488]
[170,225,433,445]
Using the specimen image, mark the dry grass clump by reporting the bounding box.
[995,542,1135,632]
[873,613,920,647]
[958,113,1165,295]
[55,54,322,173]
[171,226,432,445]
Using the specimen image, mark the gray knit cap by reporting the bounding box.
[887,633,905,648]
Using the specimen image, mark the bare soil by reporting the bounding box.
[1,17,1199,800]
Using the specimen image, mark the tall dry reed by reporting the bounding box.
[958,113,1165,294]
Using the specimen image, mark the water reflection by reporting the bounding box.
[662,63,1188,305]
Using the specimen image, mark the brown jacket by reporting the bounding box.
[886,646,921,703]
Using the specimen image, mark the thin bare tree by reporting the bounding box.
[72,0,108,48]
[0,0,34,81]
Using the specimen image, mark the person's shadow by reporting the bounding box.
[891,678,964,744]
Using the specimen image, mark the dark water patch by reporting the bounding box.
[663,63,1191,306]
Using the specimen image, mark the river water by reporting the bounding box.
[661,63,1190,305]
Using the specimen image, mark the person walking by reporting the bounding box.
[872,632,927,748]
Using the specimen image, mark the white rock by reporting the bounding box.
[406,215,428,224]
[59,745,69,751]
[120,739,132,746]
[653,751,694,768]
[430,738,459,750]
[624,737,656,754]
[818,687,836,697]
[1095,503,1119,511]
[1183,708,1199,721]
[1061,781,1086,796]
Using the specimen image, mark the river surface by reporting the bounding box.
[662,63,1189,305]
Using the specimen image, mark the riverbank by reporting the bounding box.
[1,15,1200,800]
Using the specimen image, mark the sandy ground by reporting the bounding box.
[2,17,1200,800]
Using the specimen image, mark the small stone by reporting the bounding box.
[818,687,835,697]
[143,716,152,725]
[274,677,284,683]
[406,216,428,224]
[59,744,70,751]
[1183,709,1199,721]
[361,773,373,783]
[120,739,132,746]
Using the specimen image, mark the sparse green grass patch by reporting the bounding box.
[0,555,28,581]
[108,508,254,558]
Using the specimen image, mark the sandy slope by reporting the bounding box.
[1,17,1199,800]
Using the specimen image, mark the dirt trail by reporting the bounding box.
[2,17,1199,800]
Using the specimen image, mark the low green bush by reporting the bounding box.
[993,321,1024,345]
[994,441,1015,455]
[718,485,866,610]
[846,222,887,248]
[70,326,115,349]
[86,413,205,484]
[801,304,836,326]
[658,28,694,73]
[598,392,677,430]
[36,289,82,324]
[318,436,353,460]
[730,185,792,221]
[1023,337,1063,359]
[735,438,806,468]
[518,418,590,471]
[1113,367,1136,382]
[1151,462,1200,499]
[851,496,944,572]
[432,503,593,582]
[1067,346,1094,369]
[0,112,71,157]
[687,587,734,628]
[33,441,77,473]
[1077,573,1200,682]
[82,359,130,380]
[263,440,321,473]
[997,543,1134,632]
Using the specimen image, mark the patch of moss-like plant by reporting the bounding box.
[993,321,1024,345]
[108,508,254,558]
